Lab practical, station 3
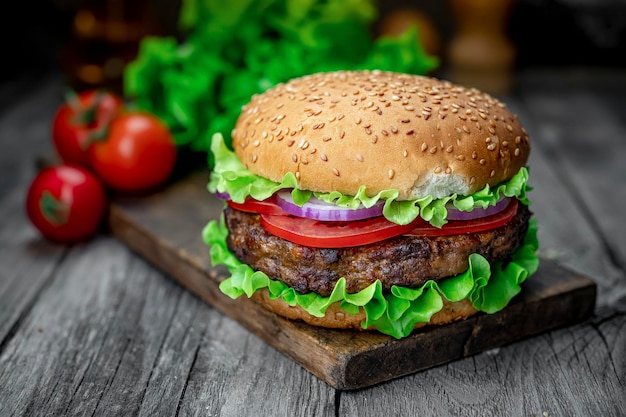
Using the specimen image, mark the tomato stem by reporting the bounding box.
[40,191,70,226]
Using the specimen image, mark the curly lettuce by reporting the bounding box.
[208,133,531,227]
[203,218,539,339]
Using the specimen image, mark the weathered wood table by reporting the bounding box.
[1,67,624,416]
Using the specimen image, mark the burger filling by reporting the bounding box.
[223,204,531,296]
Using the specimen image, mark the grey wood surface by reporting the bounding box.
[1,67,625,416]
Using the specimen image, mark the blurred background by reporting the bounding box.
[1,0,624,103]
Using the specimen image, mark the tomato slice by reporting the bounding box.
[260,214,423,248]
[226,196,287,216]
[258,199,519,248]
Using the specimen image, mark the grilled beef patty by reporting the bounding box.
[224,204,531,296]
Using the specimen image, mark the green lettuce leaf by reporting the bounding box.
[208,133,532,227]
[203,217,539,339]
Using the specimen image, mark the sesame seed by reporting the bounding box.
[514,148,520,156]
[429,146,438,154]
[462,125,470,134]
[490,170,496,178]
[487,143,497,151]
[479,159,486,165]
[253,140,260,147]
[406,129,414,135]
[502,141,509,147]
[355,117,362,125]
[388,169,395,179]
[340,131,346,139]
[469,176,476,185]
[472,151,478,159]
[403,150,409,157]
[391,125,398,134]
[456,155,465,161]
[250,154,258,163]
[434,166,442,174]
[287,140,295,147]
[333,168,340,176]
[506,124,513,132]
[320,153,328,161]
[421,142,428,152]
[445,167,452,174]
[292,154,298,163]
[357,154,364,162]
[446,145,454,153]
[515,136,522,144]
[322,136,332,142]
[381,129,389,136]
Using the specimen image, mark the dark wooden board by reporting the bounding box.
[107,169,597,390]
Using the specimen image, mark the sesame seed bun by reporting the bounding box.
[232,70,530,200]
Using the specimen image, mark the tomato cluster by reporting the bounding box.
[26,89,178,243]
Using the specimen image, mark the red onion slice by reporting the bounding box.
[445,197,512,221]
[275,190,384,221]
[215,191,231,200]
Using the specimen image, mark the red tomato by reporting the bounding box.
[52,90,123,166]
[260,214,423,248]
[258,199,519,248]
[26,165,107,243]
[88,112,177,192]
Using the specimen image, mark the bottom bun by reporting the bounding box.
[251,288,478,331]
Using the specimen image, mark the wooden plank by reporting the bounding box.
[107,169,597,390]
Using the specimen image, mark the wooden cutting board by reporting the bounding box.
[107,169,597,390]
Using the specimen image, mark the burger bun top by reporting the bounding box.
[232,70,530,200]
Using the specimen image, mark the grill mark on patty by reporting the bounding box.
[224,205,531,296]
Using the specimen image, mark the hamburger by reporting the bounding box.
[204,70,538,339]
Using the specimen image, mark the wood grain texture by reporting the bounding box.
[106,168,597,390]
